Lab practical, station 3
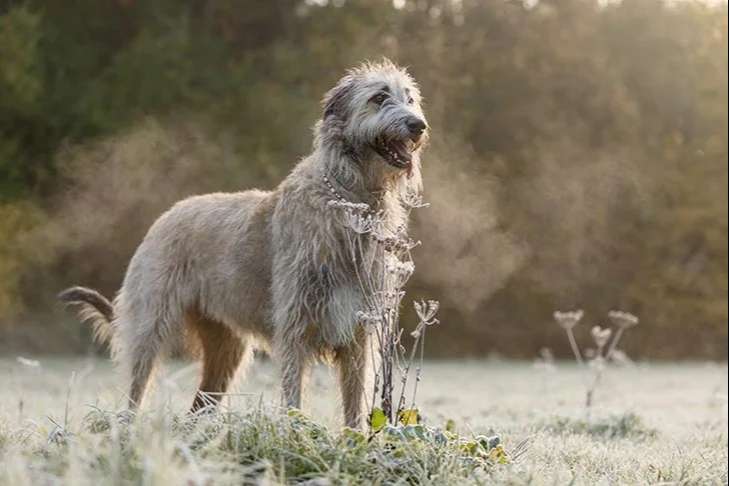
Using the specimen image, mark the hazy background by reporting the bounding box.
[0,0,726,359]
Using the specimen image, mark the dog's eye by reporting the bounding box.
[370,93,388,105]
[407,96,414,105]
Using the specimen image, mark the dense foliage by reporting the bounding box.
[0,0,726,358]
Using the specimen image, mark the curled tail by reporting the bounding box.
[58,286,115,345]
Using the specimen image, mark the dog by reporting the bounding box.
[60,60,429,428]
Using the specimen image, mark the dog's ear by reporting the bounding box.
[322,75,353,120]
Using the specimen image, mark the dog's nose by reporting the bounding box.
[406,117,427,135]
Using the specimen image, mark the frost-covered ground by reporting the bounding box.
[1,357,727,484]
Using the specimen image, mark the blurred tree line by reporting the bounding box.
[0,0,726,358]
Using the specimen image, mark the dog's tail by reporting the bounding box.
[58,286,115,345]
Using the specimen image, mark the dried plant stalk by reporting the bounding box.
[331,190,438,425]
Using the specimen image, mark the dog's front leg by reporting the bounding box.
[280,344,309,410]
[271,269,311,410]
[336,329,371,429]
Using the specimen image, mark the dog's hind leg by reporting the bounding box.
[117,296,181,410]
[123,324,164,410]
[128,348,159,410]
[189,314,250,413]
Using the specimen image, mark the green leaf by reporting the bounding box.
[341,427,366,446]
[402,424,428,441]
[445,418,456,432]
[460,440,478,455]
[369,407,387,431]
[488,444,510,464]
[434,429,449,445]
[384,425,405,441]
[476,434,501,450]
[398,408,419,426]
[286,408,304,418]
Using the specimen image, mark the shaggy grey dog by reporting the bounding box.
[60,60,429,428]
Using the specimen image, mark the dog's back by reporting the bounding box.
[118,190,278,344]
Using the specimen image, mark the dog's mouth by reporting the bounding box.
[373,138,416,170]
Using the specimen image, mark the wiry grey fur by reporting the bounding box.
[59,60,429,428]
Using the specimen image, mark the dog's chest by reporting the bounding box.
[301,217,391,341]
[312,224,379,290]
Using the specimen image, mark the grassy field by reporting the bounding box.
[1,357,726,485]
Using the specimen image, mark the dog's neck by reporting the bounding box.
[312,122,422,222]
[322,173,375,207]
[319,142,394,207]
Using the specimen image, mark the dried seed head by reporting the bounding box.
[414,299,440,324]
[386,259,415,287]
[356,310,383,329]
[553,309,584,330]
[346,210,379,234]
[591,325,612,349]
[401,189,430,209]
[608,310,639,329]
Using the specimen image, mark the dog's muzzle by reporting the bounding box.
[373,117,427,170]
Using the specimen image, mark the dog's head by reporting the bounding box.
[318,60,429,176]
